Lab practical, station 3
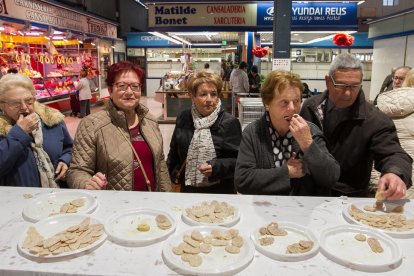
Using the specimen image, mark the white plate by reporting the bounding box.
[342,200,414,238]
[319,224,402,272]
[251,221,319,261]
[104,208,176,246]
[22,191,98,223]
[181,201,240,227]
[162,225,254,275]
[17,214,106,260]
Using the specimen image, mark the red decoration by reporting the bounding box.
[252,46,269,58]
[80,55,95,77]
[333,33,354,47]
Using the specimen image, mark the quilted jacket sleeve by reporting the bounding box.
[154,122,172,192]
[66,118,99,189]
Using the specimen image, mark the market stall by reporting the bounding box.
[156,70,231,121]
[0,186,412,275]
[0,0,117,112]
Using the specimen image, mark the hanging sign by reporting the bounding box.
[147,2,357,31]
[257,2,358,30]
[0,0,117,38]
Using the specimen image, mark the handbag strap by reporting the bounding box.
[117,126,152,192]
[175,161,186,180]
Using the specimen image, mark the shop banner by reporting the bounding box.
[148,2,357,31]
[148,3,257,29]
[257,2,358,29]
[126,33,176,47]
[0,0,117,38]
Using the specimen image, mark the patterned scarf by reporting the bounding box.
[31,114,58,188]
[266,112,295,167]
[185,100,221,187]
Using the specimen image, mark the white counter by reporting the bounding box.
[0,187,412,276]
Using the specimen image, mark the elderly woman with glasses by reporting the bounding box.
[67,61,171,192]
[167,71,242,194]
[0,74,73,187]
[235,70,340,196]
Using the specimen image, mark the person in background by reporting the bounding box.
[300,53,412,198]
[248,65,261,95]
[75,71,92,118]
[220,60,226,80]
[374,66,412,105]
[7,68,18,74]
[204,63,210,70]
[302,82,312,99]
[67,61,171,192]
[167,71,242,194]
[0,74,72,187]
[235,70,339,195]
[379,67,396,93]
[230,61,249,95]
[377,68,414,198]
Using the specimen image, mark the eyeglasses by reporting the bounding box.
[330,75,362,91]
[114,82,142,92]
[0,98,35,109]
[393,76,405,82]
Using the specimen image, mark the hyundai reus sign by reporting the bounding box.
[257,2,357,30]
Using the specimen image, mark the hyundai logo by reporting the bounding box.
[266,7,274,16]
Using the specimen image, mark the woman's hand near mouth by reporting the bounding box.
[289,115,312,153]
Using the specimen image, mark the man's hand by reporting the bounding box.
[287,153,305,178]
[85,172,107,190]
[377,173,407,200]
[54,162,68,181]
[289,114,313,153]
[198,162,212,177]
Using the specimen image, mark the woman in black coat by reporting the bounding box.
[167,71,242,194]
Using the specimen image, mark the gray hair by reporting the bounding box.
[0,73,36,101]
[328,53,363,77]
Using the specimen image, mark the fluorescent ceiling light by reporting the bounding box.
[170,32,218,36]
[25,32,42,36]
[193,43,221,46]
[293,31,356,45]
[149,32,182,44]
[258,31,356,34]
[170,34,192,45]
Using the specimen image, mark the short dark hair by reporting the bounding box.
[204,63,210,69]
[239,61,247,70]
[106,61,145,87]
[250,65,258,74]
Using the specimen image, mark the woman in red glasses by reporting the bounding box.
[67,61,171,192]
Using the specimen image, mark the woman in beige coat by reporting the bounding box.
[377,69,414,198]
[67,61,171,191]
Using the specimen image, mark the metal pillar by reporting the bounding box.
[273,0,292,59]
